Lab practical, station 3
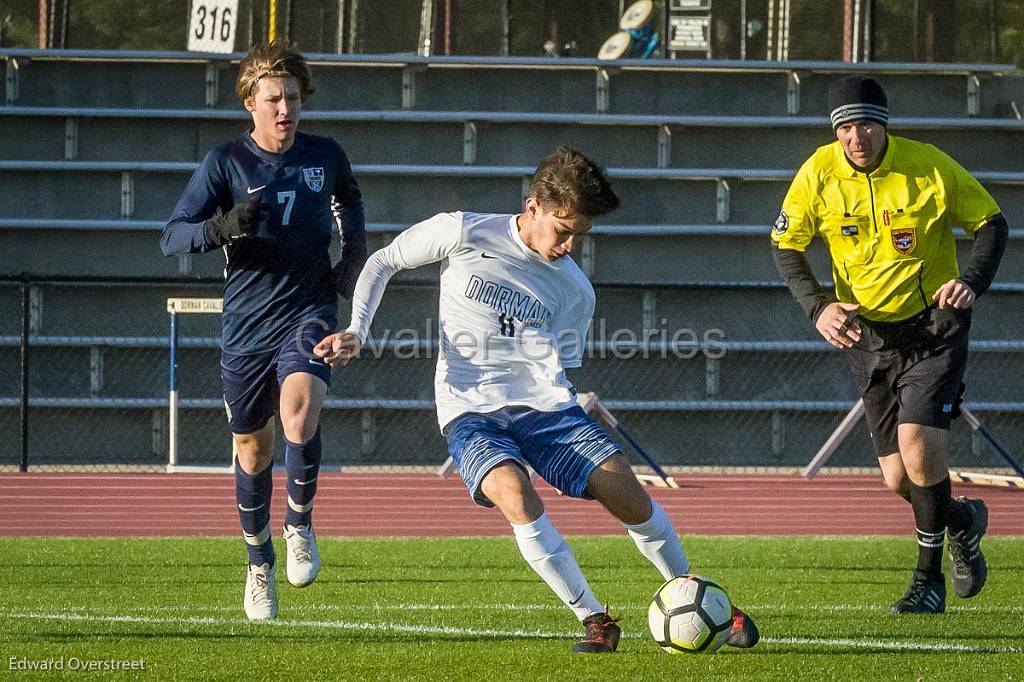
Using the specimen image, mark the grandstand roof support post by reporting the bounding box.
[642,291,657,334]
[657,125,671,168]
[204,62,219,107]
[967,74,980,117]
[120,171,135,219]
[787,71,801,115]
[520,176,530,204]
[705,356,720,397]
[89,347,104,397]
[19,276,30,472]
[401,65,417,109]
[462,122,477,165]
[178,255,194,276]
[360,410,375,458]
[580,235,595,278]
[716,179,731,224]
[63,117,78,161]
[771,410,784,461]
[152,408,167,460]
[5,57,19,105]
[28,286,42,334]
[596,68,611,113]
[972,428,985,459]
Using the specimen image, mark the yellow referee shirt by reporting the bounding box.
[771,135,1001,322]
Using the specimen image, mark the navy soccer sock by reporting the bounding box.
[284,426,322,528]
[236,463,275,566]
[909,478,951,578]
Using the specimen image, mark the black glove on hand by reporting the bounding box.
[205,197,261,247]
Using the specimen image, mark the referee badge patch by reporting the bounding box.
[892,228,916,254]
[302,167,325,192]
[773,210,789,234]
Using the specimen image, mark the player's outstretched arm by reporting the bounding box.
[343,212,464,343]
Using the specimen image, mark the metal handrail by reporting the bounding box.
[3,106,1023,129]
[4,160,1024,185]
[2,218,1023,241]
[1,48,1015,74]
[2,396,1022,413]
[3,335,1023,353]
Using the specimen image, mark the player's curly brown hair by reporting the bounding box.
[236,40,315,103]
[528,147,619,218]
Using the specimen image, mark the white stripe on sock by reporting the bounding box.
[243,523,270,546]
[288,495,314,513]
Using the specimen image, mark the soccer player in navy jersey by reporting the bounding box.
[161,41,366,620]
[314,147,759,653]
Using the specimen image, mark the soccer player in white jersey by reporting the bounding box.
[314,147,759,652]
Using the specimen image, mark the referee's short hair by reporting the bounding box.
[529,146,620,218]
[236,40,315,103]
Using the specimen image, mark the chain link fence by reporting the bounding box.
[5,1,1024,67]
[2,276,1021,474]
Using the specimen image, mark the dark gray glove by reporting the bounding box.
[205,197,261,247]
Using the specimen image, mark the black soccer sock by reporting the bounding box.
[908,479,951,578]
[945,491,972,533]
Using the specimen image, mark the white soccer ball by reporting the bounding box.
[648,574,733,654]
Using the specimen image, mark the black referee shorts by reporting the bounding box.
[843,305,971,457]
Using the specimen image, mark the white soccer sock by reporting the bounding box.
[511,513,603,621]
[624,499,689,580]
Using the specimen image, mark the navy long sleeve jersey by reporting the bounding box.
[162,132,367,354]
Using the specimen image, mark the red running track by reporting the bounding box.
[0,473,1021,537]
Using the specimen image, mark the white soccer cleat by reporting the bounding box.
[243,562,278,620]
[283,524,320,588]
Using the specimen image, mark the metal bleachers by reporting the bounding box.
[2,49,1024,470]
[4,106,1024,169]
[4,50,1019,117]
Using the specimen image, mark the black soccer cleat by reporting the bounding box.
[725,606,760,648]
[948,496,989,599]
[890,570,946,614]
[572,610,621,653]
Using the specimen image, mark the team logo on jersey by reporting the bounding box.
[892,228,916,254]
[302,167,325,192]
[773,210,789,234]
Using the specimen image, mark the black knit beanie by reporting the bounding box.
[828,75,889,129]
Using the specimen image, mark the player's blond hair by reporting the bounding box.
[236,40,315,103]
[529,146,620,218]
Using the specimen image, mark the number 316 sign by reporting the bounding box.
[188,0,239,53]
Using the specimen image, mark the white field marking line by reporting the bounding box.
[0,610,572,640]
[61,602,1024,616]
[1,610,1021,654]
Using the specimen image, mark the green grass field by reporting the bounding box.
[2,536,1022,680]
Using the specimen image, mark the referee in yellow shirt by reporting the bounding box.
[772,75,1008,614]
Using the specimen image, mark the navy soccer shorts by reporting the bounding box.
[444,405,621,507]
[220,322,334,434]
